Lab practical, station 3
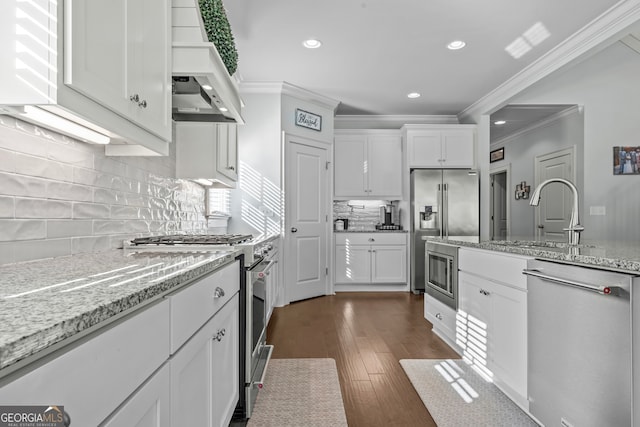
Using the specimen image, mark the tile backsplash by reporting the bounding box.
[0,117,207,265]
[333,200,395,230]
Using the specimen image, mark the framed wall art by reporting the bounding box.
[613,146,640,175]
[490,147,505,163]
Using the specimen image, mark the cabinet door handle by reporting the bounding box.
[138,99,147,108]
[291,227,298,233]
[129,94,140,102]
[213,287,225,299]
[228,166,235,171]
[435,313,443,320]
[214,328,226,342]
[368,238,375,242]
[479,289,490,296]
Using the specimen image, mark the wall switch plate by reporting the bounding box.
[589,206,606,216]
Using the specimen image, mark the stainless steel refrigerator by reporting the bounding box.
[410,169,479,293]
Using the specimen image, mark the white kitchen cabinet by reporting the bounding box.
[102,363,171,427]
[403,125,475,168]
[334,244,371,283]
[334,233,407,285]
[0,0,171,155]
[171,294,239,427]
[0,300,171,427]
[175,122,238,188]
[216,123,239,181]
[458,248,530,410]
[66,0,171,140]
[334,131,402,198]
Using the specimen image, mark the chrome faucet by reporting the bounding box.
[529,178,584,245]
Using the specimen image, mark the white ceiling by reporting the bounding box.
[225,0,621,117]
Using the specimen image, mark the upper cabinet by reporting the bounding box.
[0,0,171,155]
[66,0,171,141]
[334,130,403,199]
[175,122,238,188]
[403,125,476,168]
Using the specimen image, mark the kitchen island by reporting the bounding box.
[427,237,640,273]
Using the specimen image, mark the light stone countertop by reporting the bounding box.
[426,237,640,274]
[0,249,239,372]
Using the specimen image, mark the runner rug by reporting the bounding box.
[400,359,538,427]
[247,358,348,427]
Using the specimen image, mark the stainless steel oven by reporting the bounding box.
[425,241,458,310]
[245,254,276,416]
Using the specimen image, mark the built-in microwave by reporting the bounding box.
[425,241,458,310]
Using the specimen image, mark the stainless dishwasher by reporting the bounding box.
[523,260,634,427]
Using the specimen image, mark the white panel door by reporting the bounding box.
[367,135,403,198]
[334,244,371,283]
[286,136,329,302]
[407,131,442,167]
[66,0,128,115]
[371,245,407,283]
[441,130,474,167]
[535,147,575,241]
[102,363,170,427]
[334,135,367,197]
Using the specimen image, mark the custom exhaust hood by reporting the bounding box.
[172,2,244,124]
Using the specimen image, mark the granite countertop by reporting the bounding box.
[426,237,640,274]
[0,249,238,372]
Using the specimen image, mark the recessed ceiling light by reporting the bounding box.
[303,39,322,49]
[202,84,213,90]
[447,40,466,50]
[407,92,421,99]
[494,120,506,125]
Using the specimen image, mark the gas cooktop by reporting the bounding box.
[130,234,253,246]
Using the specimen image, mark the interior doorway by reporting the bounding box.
[534,146,576,241]
[489,166,509,240]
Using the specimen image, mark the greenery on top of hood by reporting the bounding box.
[199,0,238,76]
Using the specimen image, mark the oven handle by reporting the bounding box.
[255,344,275,389]
[256,260,277,278]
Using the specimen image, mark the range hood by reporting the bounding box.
[172,1,244,124]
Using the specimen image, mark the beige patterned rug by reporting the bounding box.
[247,358,348,427]
[400,359,538,427]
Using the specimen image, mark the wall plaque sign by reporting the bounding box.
[295,108,322,132]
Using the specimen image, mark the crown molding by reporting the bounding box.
[238,81,340,112]
[459,0,640,123]
[334,114,459,129]
[490,105,581,147]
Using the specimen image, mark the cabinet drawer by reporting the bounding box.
[334,233,406,245]
[0,300,170,427]
[170,261,239,353]
[458,248,530,289]
[424,294,457,343]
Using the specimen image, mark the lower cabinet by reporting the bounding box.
[458,248,530,410]
[0,260,241,427]
[334,233,407,285]
[103,363,171,427]
[171,294,239,427]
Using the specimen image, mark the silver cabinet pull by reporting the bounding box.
[228,166,235,171]
[479,289,490,296]
[213,287,225,299]
[435,313,443,320]
[214,328,226,342]
[138,100,147,108]
[368,238,375,242]
[291,227,298,233]
[129,94,139,102]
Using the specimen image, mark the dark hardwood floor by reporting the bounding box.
[265,292,459,427]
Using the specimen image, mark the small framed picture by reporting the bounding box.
[613,146,640,175]
[490,147,505,163]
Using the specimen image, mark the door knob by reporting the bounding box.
[291,227,298,233]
